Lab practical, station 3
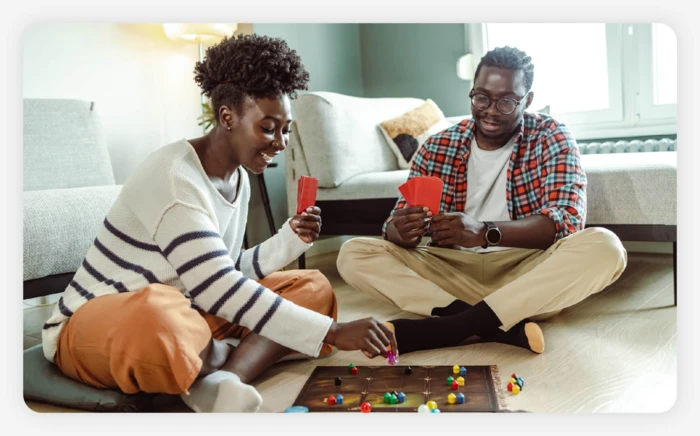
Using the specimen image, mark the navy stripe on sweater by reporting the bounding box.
[94,238,159,284]
[189,266,235,299]
[105,279,129,293]
[82,259,106,281]
[176,249,229,276]
[82,259,128,293]
[252,295,282,334]
[163,231,220,257]
[231,285,264,326]
[104,219,160,252]
[58,297,73,317]
[208,277,247,315]
[43,322,61,329]
[70,280,96,301]
[252,245,263,279]
[235,250,244,271]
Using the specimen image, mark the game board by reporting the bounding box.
[291,365,507,412]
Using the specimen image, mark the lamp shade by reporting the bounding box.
[163,23,236,43]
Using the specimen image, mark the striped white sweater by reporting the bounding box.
[41,140,332,362]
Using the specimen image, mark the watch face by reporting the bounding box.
[486,227,501,245]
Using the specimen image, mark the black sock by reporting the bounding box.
[389,301,502,354]
[430,300,544,354]
[430,300,471,317]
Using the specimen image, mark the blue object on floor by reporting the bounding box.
[431,408,441,413]
[335,394,344,405]
[284,405,309,413]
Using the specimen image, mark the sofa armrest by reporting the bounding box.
[23,185,122,282]
[285,123,313,217]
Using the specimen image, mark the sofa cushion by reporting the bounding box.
[24,185,122,281]
[582,151,676,226]
[24,99,116,191]
[294,92,425,188]
[317,170,410,202]
[379,99,452,169]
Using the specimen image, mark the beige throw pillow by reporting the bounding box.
[379,99,452,169]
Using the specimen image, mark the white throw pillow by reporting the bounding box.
[379,99,452,169]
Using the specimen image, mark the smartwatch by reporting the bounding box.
[481,221,502,249]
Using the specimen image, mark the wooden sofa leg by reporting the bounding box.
[673,241,677,306]
[298,252,306,270]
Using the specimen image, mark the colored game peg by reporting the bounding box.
[448,393,457,404]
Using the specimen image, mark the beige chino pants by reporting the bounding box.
[336,227,627,331]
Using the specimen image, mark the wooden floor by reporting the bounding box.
[24,251,677,413]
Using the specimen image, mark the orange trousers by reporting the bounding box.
[55,270,337,395]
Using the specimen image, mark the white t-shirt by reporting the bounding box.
[461,134,516,253]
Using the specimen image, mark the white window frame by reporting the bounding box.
[635,23,678,122]
[465,23,677,140]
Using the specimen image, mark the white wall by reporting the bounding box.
[23,23,204,183]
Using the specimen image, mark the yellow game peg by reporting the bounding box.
[448,393,457,404]
[426,400,438,410]
[453,365,460,374]
[456,376,465,386]
[512,385,521,395]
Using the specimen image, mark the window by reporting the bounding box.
[467,23,677,139]
[637,23,677,121]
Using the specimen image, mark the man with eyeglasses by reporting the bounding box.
[337,46,627,355]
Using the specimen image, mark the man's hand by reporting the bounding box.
[386,206,432,248]
[290,206,322,244]
[430,212,486,248]
[325,318,398,359]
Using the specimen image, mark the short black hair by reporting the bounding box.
[193,34,310,119]
[474,46,534,92]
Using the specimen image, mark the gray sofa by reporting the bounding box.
[285,92,677,303]
[23,99,122,299]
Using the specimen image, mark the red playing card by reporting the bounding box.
[412,176,443,214]
[398,181,413,204]
[296,176,318,214]
[398,177,419,205]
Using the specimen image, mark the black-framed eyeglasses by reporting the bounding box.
[469,91,529,115]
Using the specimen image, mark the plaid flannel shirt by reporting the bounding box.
[382,112,587,245]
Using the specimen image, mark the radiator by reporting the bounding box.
[577,138,676,154]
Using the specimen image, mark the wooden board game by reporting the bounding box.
[291,365,507,413]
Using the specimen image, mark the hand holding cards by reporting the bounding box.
[293,176,322,244]
[398,176,443,214]
[297,176,318,214]
[388,176,444,248]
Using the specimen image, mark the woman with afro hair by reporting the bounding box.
[41,34,397,413]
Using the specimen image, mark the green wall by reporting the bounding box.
[359,24,470,117]
[247,24,364,246]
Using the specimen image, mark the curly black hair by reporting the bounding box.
[474,46,534,92]
[194,34,310,120]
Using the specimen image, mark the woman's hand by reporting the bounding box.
[324,318,398,359]
[290,206,322,244]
